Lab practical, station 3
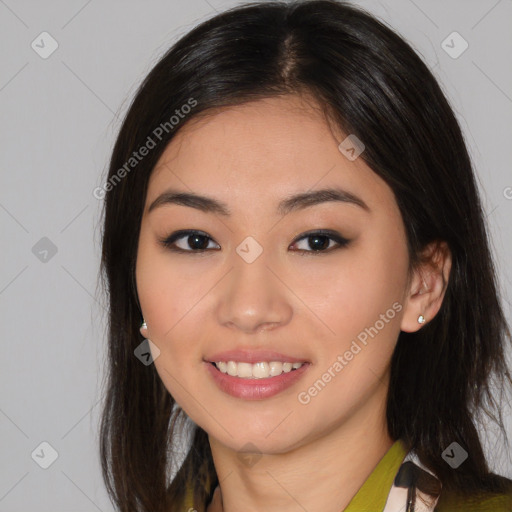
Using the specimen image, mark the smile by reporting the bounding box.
[213,360,305,379]
[205,360,310,400]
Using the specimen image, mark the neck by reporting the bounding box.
[207,386,394,512]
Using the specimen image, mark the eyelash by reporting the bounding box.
[158,229,350,255]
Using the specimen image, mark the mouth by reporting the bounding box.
[204,358,311,400]
[210,360,306,379]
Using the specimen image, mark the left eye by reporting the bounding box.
[289,230,350,253]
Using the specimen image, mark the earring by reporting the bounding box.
[417,315,426,324]
[141,320,147,329]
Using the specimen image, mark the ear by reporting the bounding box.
[400,241,452,333]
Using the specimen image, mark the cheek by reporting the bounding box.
[136,231,203,339]
[135,235,203,390]
[136,244,206,410]
[293,253,405,427]
[298,234,408,348]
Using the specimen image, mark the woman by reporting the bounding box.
[98,1,512,511]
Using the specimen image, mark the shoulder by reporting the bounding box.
[435,474,512,512]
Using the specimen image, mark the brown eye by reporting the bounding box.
[289,230,350,254]
[160,230,220,252]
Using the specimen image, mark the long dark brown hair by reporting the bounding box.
[97,1,512,510]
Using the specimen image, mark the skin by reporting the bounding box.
[135,94,451,512]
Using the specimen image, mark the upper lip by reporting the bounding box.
[205,349,310,364]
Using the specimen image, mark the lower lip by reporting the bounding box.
[205,362,310,400]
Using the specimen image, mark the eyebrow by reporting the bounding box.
[147,187,370,216]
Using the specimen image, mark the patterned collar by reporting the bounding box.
[204,440,441,512]
[344,439,441,512]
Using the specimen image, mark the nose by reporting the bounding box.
[215,252,293,334]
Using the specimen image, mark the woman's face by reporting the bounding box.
[135,94,413,454]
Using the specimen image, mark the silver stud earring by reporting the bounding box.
[141,320,147,330]
[417,315,425,324]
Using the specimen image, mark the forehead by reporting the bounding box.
[146,95,394,213]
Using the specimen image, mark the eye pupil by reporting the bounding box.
[309,235,330,251]
[189,234,209,250]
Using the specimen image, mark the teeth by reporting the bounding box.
[214,360,306,379]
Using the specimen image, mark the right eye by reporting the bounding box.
[160,229,220,253]
[159,230,221,253]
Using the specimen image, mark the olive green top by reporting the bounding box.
[184,439,512,511]
[343,439,409,511]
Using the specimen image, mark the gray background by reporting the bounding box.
[1,0,511,510]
